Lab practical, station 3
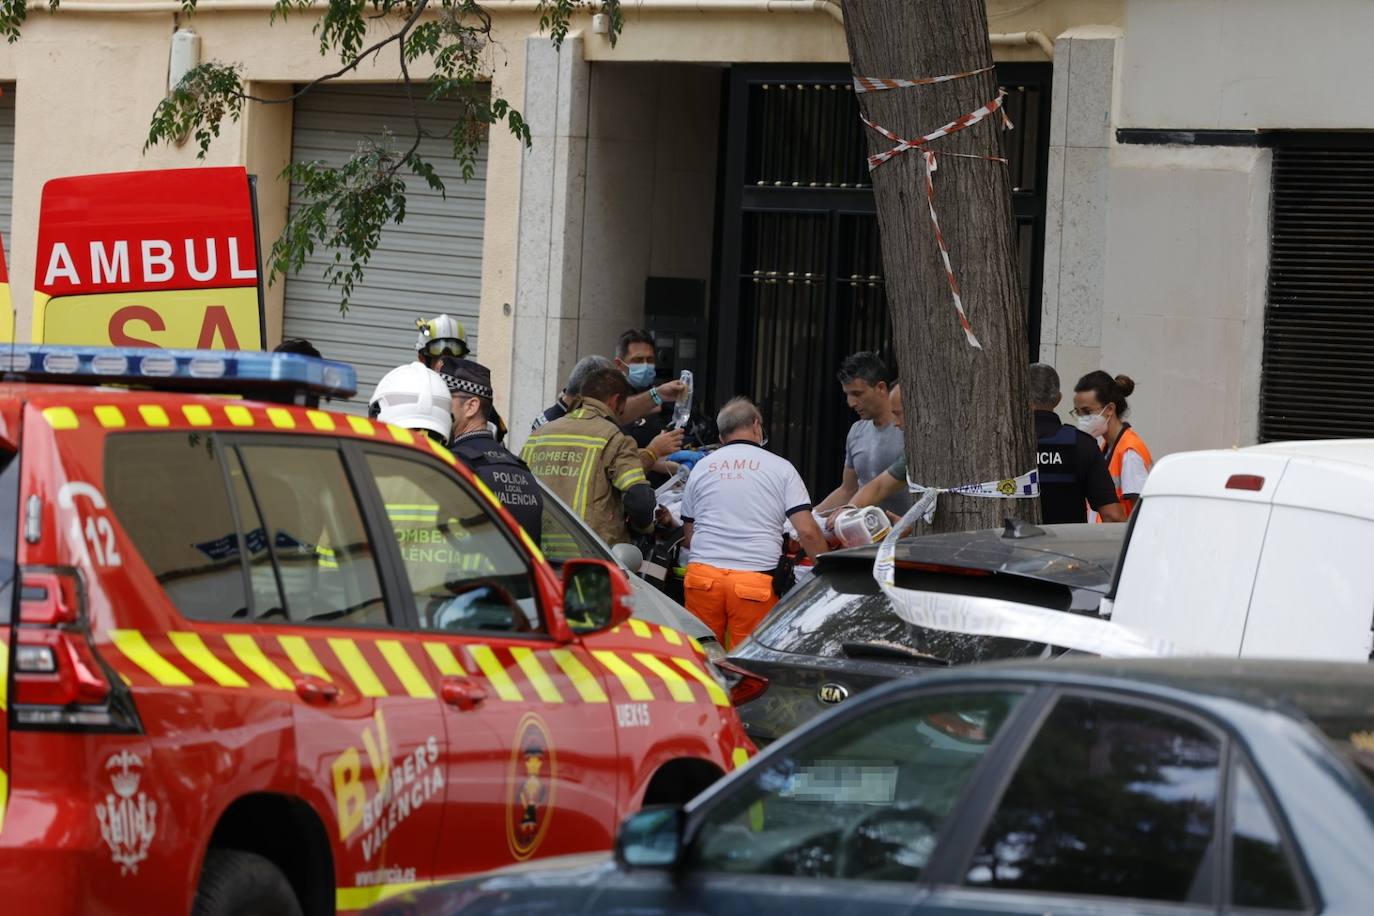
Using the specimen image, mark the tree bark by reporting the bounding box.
[843,0,1040,532]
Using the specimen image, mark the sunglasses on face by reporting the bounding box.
[423,338,469,358]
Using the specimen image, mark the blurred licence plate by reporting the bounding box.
[782,759,898,804]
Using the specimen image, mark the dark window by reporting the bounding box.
[693,690,1025,882]
[1231,760,1304,910]
[965,695,1222,903]
[0,448,19,613]
[105,434,250,620]
[748,562,1055,665]
[365,452,539,633]
[234,444,387,626]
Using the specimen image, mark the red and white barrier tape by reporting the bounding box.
[857,68,1013,349]
[852,65,994,94]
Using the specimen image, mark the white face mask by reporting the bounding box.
[1077,411,1109,438]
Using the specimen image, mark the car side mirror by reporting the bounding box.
[562,559,635,633]
[610,541,644,573]
[615,805,684,870]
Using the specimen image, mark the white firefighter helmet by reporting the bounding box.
[368,363,452,440]
[415,314,469,359]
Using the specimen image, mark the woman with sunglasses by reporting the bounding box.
[1071,371,1153,516]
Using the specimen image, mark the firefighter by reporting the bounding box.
[523,368,655,546]
[368,362,453,444]
[415,314,470,369]
[437,356,544,539]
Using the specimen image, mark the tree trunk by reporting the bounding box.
[843,0,1040,532]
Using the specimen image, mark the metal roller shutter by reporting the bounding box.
[282,83,488,412]
[1262,146,1374,440]
[0,85,15,262]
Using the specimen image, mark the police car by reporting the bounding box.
[0,346,752,916]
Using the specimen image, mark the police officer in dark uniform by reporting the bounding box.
[1029,363,1126,523]
[437,357,544,539]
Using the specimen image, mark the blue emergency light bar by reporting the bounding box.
[0,345,357,401]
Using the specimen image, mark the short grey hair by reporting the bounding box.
[1028,362,1060,407]
[716,396,761,438]
[565,355,614,395]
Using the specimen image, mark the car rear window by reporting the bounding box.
[749,560,1058,664]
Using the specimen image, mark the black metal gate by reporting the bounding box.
[710,63,1052,497]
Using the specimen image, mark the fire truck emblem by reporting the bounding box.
[505,712,557,861]
[95,750,158,875]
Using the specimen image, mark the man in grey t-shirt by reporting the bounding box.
[815,351,913,517]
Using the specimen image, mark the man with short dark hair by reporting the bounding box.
[522,368,656,545]
[438,356,544,537]
[815,351,910,516]
[1029,363,1126,523]
[612,329,686,485]
[681,397,829,647]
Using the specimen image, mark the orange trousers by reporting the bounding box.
[683,562,779,650]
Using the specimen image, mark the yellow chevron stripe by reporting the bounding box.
[627,619,653,639]
[346,416,375,436]
[659,626,683,646]
[224,634,293,690]
[518,527,547,564]
[335,880,440,912]
[510,648,563,703]
[42,407,78,430]
[688,636,707,656]
[670,656,730,707]
[266,407,296,429]
[93,405,125,428]
[548,648,609,703]
[0,636,8,711]
[224,405,254,427]
[278,635,332,682]
[306,410,336,431]
[168,631,249,688]
[632,652,695,703]
[427,438,458,465]
[182,404,213,427]
[732,747,751,769]
[139,405,170,427]
[387,424,414,444]
[592,650,654,701]
[468,645,523,701]
[328,638,387,697]
[377,641,436,698]
[423,642,465,676]
[0,766,7,835]
[110,630,192,686]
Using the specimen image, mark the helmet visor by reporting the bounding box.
[424,337,469,359]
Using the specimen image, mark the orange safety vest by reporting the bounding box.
[1104,425,1153,515]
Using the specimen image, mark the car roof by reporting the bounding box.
[816,523,1124,591]
[912,656,1374,721]
[1244,438,1374,468]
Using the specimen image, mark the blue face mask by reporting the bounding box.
[626,363,656,390]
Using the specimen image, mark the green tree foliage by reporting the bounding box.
[0,0,622,309]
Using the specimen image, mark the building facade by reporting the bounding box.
[0,0,1368,497]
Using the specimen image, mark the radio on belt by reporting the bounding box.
[0,344,357,404]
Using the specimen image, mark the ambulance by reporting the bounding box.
[0,345,752,916]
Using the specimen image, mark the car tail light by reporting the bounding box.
[895,561,992,577]
[12,568,140,731]
[1226,474,1265,492]
[711,658,770,706]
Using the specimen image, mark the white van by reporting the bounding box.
[1101,440,1374,660]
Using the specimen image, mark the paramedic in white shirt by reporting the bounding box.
[680,397,829,648]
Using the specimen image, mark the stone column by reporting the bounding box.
[1039,27,1120,415]
[507,34,589,447]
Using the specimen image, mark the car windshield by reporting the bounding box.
[749,560,1056,664]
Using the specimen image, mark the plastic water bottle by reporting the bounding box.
[672,370,693,429]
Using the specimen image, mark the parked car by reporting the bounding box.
[374,657,1374,916]
[730,522,1124,744]
[1105,440,1374,660]
[0,345,751,916]
[534,482,723,657]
